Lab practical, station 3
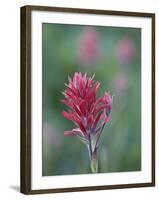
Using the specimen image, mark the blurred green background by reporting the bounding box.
[42,23,141,176]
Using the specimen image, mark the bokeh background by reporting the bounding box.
[42,23,141,176]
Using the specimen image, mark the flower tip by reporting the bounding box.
[64,131,74,136]
[104,115,110,123]
[61,111,67,118]
[105,91,112,99]
[91,73,95,81]
[61,91,66,97]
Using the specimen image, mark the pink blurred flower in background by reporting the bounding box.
[61,72,113,173]
[116,37,135,64]
[113,73,128,92]
[78,28,100,66]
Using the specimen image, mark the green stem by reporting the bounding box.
[90,148,98,173]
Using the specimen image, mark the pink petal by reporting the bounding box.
[64,131,75,136]
[61,99,74,109]
[87,114,94,128]
[62,111,80,124]
[93,112,102,130]
[104,115,110,123]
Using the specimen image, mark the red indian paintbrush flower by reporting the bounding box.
[61,72,113,173]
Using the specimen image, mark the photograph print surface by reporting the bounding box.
[42,23,141,176]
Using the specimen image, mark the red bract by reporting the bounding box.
[61,72,113,173]
[61,72,112,148]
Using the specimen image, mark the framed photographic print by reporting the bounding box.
[20,5,155,194]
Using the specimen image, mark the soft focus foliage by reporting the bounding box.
[42,24,141,176]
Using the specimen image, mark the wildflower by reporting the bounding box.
[113,73,128,91]
[116,37,135,64]
[78,28,100,66]
[61,72,113,173]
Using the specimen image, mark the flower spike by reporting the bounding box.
[61,72,113,173]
